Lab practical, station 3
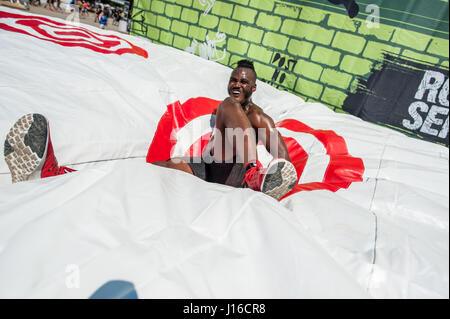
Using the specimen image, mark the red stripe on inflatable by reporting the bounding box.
[323,155,364,188]
[184,132,212,157]
[277,119,313,132]
[53,31,91,38]
[309,130,348,155]
[146,101,179,163]
[282,137,307,183]
[0,11,148,58]
[171,97,221,131]
[277,119,348,155]
[277,118,365,197]
[310,130,364,190]
[147,98,220,162]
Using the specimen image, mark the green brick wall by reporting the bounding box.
[130,0,449,111]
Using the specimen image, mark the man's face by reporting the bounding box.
[227,67,256,105]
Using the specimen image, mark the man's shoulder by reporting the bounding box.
[247,104,275,127]
[248,103,264,115]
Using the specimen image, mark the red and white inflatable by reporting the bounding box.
[0,7,448,298]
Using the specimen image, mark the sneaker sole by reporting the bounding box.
[261,159,298,201]
[4,114,48,183]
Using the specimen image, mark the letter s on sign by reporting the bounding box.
[420,105,449,136]
[403,101,429,130]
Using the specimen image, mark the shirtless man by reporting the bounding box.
[3,60,297,200]
[149,60,297,200]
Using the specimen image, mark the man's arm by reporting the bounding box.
[248,110,291,162]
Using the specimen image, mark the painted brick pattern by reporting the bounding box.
[131,0,449,111]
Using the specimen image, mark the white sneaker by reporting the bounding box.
[261,158,298,200]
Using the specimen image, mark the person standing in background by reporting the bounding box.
[82,1,89,17]
[99,9,108,29]
[56,0,63,13]
[94,5,102,23]
[44,0,57,11]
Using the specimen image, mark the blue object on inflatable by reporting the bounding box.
[89,280,138,299]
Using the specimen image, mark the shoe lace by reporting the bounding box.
[60,166,76,174]
[242,161,262,190]
[44,160,75,176]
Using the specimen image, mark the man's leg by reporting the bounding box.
[151,159,194,175]
[213,98,297,200]
[4,114,75,183]
[213,97,258,164]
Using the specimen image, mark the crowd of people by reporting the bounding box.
[92,4,124,28]
[72,1,124,29]
[29,1,125,30]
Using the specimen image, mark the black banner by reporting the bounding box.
[343,55,449,146]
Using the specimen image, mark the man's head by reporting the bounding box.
[228,60,257,107]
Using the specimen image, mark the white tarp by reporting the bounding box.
[0,7,448,298]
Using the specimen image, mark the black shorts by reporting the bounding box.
[186,158,246,188]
